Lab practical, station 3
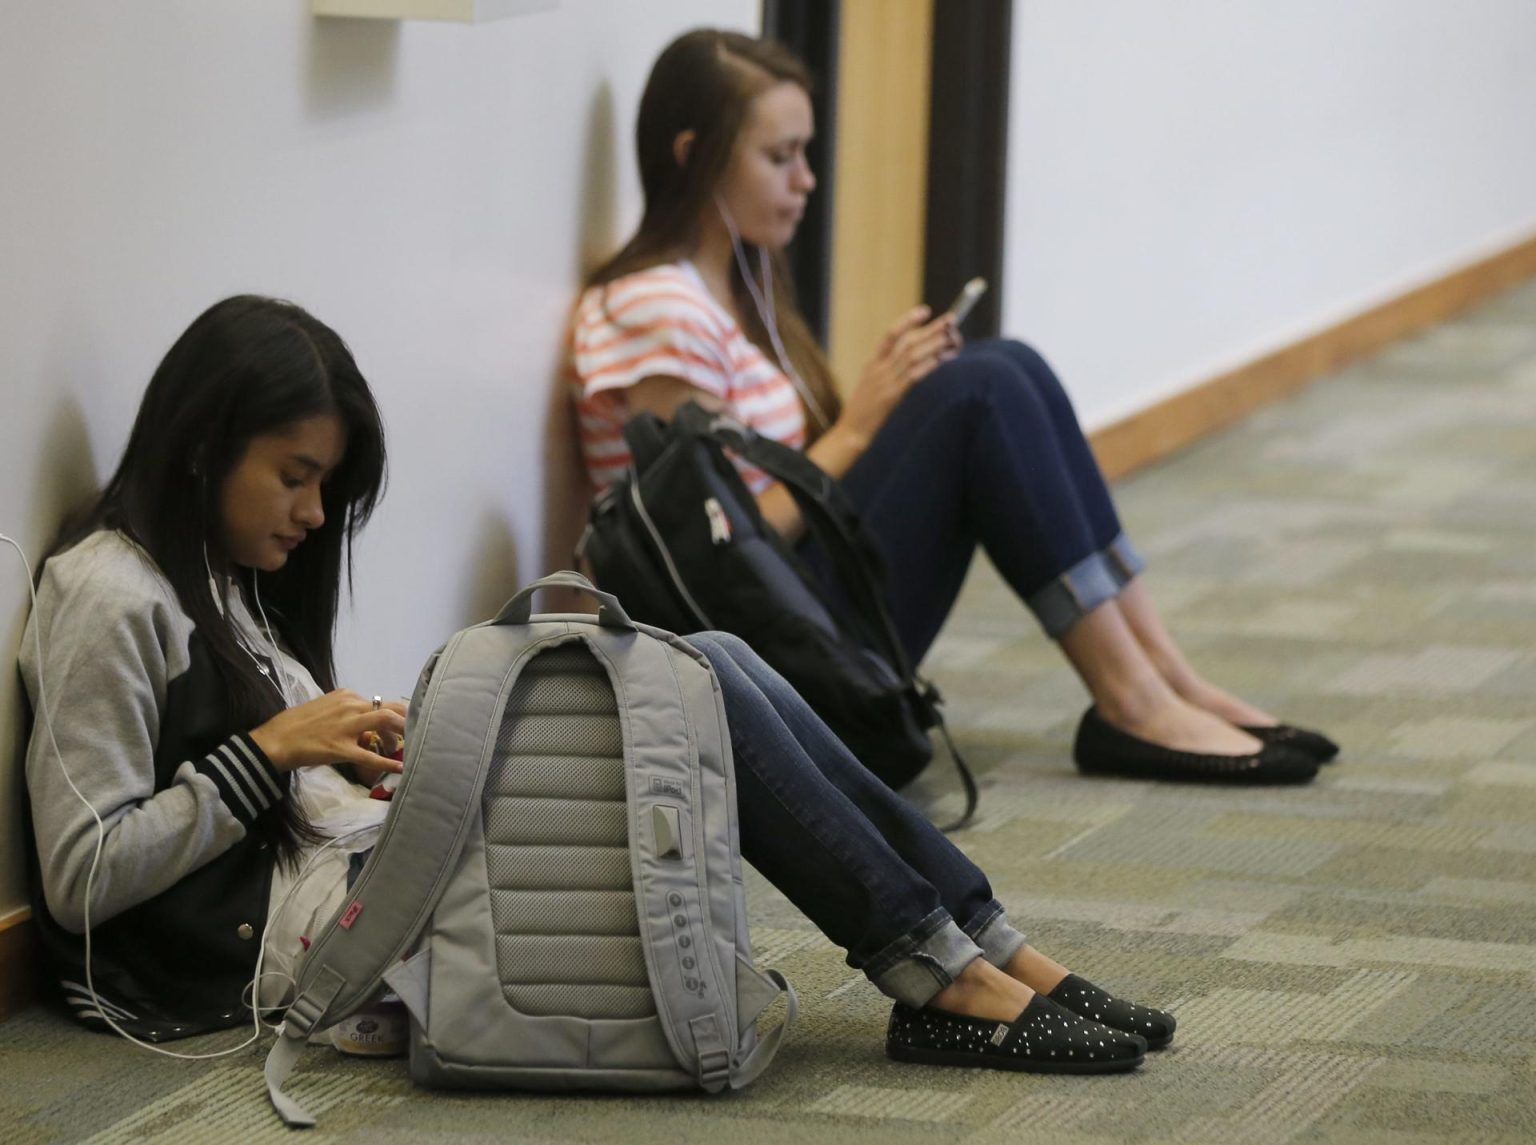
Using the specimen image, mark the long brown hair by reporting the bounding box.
[586,28,841,432]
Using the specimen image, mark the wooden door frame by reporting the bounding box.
[767,0,1013,342]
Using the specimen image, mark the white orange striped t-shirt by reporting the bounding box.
[569,261,807,493]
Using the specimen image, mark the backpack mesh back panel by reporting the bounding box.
[485,645,653,1021]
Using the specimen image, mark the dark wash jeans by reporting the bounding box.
[808,338,1146,664]
[687,631,1026,1007]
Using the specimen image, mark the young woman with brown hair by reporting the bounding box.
[571,29,1337,785]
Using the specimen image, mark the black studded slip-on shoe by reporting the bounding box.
[1047,974,1176,1050]
[885,994,1146,1074]
[1241,723,1340,763]
[1073,707,1318,785]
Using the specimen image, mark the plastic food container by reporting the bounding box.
[330,991,408,1056]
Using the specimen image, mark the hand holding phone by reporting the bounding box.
[945,276,988,328]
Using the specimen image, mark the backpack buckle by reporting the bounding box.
[698,1047,732,1090]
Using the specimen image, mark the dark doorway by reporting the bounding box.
[762,0,840,342]
[767,2,1012,343]
[924,0,1012,339]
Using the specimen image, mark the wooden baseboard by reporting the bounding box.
[0,908,38,1021]
[1089,231,1536,480]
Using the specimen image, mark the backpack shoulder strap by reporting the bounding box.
[652,631,799,1086]
[685,410,980,831]
[680,408,900,660]
[623,409,673,472]
[576,626,745,1091]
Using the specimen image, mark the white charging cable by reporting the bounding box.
[1,530,372,1059]
[244,820,382,1029]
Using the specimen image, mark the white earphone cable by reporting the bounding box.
[2,531,366,1059]
[205,543,293,709]
[713,196,832,431]
[250,571,294,709]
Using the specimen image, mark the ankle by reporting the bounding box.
[929,961,1032,1023]
[1004,945,1071,994]
[1160,668,1205,706]
[1091,676,1173,730]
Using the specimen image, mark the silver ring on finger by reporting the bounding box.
[372,695,382,712]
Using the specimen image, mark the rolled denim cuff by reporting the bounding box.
[1105,533,1146,587]
[965,902,1029,968]
[864,909,985,1009]
[1026,534,1146,639]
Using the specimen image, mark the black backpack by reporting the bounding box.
[578,401,976,829]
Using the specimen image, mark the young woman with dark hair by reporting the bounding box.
[22,295,405,1040]
[571,29,1338,785]
[24,296,1170,1075]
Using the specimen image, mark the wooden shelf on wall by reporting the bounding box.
[312,0,556,22]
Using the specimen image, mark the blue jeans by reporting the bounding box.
[687,631,1027,1008]
[811,338,1145,662]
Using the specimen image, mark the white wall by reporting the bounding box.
[1002,0,1536,429]
[0,0,756,916]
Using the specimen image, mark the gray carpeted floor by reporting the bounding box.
[5,281,1536,1142]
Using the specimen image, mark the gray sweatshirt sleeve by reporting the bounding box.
[20,537,285,934]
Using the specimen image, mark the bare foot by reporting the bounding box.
[1100,693,1263,756]
[929,958,1034,1022]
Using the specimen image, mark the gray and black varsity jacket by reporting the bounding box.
[20,530,288,1040]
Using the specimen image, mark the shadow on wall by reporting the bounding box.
[305,12,402,120]
[2,395,101,893]
[29,398,101,552]
[539,82,620,610]
[578,81,622,279]
[460,508,522,626]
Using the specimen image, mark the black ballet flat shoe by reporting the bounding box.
[1047,973,1176,1050]
[1241,723,1340,763]
[885,994,1146,1075]
[1073,707,1318,785]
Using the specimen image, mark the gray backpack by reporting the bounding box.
[264,572,797,1128]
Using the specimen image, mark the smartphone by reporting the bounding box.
[944,276,988,327]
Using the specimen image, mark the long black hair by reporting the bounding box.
[60,295,388,865]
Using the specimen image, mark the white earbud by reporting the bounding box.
[1,530,348,1061]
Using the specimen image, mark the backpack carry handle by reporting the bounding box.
[495,570,635,629]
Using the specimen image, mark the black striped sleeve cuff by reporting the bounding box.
[192,733,285,826]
